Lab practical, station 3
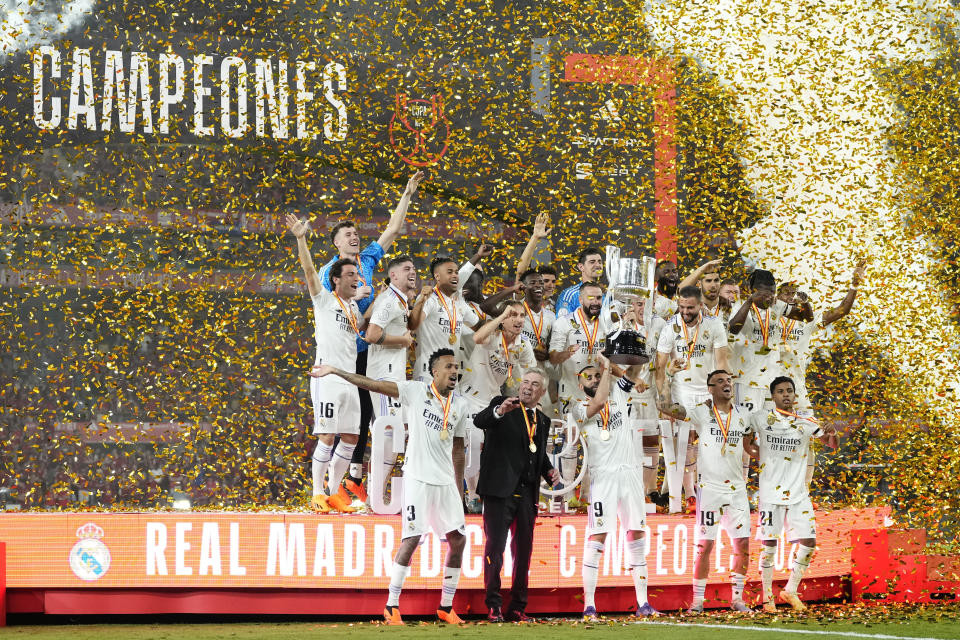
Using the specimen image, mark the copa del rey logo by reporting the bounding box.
[69,522,111,581]
[388,93,450,167]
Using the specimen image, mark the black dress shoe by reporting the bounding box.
[504,609,533,622]
[487,607,504,622]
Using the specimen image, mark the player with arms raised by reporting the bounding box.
[576,355,660,620]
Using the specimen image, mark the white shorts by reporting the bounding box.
[311,377,361,435]
[696,488,751,541]
[586,466,647,536]
[736,384,771,414]
[629,393,660,436]
[372,377,404,421]
[402,477,466,540]
[757,496,816,541]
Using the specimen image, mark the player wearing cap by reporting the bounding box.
[746,376,839,613]
[575,355,660,621]
[310,348,469,625]
[660,369,754,614]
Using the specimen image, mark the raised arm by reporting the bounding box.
[678,258,722,291]
[284,214,322,297]
[583,356,613,419]
[309,364,400,398]
[479,283,521,316]
[376,171,424,251]
[407,284,433,331]
[514,211,549,282]
[473,306,512,345]
[727,296,755,335]
[821,261,865,327]
[818,423,840,450]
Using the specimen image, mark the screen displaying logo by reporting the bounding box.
[388,93,450,167]
[68,522,111,581]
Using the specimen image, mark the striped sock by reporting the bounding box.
[387,563,411,607]
[731,572,746,602]
[440,567,461,607]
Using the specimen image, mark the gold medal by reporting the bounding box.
[448,334,457,345]
[439,429,449,441]
[600,430,610,441]
[430,382,453,441]
[756,346,772,355]
[529,442,537,453]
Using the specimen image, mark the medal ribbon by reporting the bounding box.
[775,408,819,426]
[711,403,733,449]
[598,402,611,435]
[500,332,514,379]
[520,404,537,448]
[434,287,458,340]
[430,382,453,437]
[751,304,770,348]
[334,293,362,337]
[471,302,487,324]
[780,316,797,343]
[680,314,702,368]
[577,308,600,355]
[389,285,408,311]
[523,301,545,347]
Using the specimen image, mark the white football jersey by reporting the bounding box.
[414,290,468,379]
[366,284,410,381]
[730,300,789,389]
[460,331,536,405]
[549,308,615,403]
[650,291,678,322]
[777,309,824,380]
[748,409,823,505]
[571,379,636,471]
[311,288,359,372]
[521,302,555,353]
[657,314,728,397]
[685,402,753,496]
[623,316,664,394]
[397,380,469,486]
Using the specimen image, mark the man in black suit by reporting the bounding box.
[474,369,561,622]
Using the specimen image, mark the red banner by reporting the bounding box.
[0,508,888,589]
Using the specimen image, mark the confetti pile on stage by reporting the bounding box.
[0,0,958,541]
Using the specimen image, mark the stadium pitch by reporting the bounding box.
[7,606,960,640]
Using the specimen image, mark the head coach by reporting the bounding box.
[473,369,561,622]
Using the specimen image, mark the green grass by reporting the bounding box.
[6,607,960,640]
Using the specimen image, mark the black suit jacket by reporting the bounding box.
[474,396,555,499]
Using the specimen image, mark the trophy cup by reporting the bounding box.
[602,245,657,365]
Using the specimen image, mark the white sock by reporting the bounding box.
[312,442,334,496]
[692,578,706,604]
[628,538,648,605]
[785,544,815,593]
[643,445,660,494]
[382,431,398,497]
[349,463,362,481]
[440,567,461,607]
[329,441,356,493]
[582,539,604,609]
[760,545,777,602]
[731,572,746,602]
[387,562,411,607]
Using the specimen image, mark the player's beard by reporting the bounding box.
[583,385,598,398]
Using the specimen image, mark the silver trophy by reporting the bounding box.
[603,246,657,365]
